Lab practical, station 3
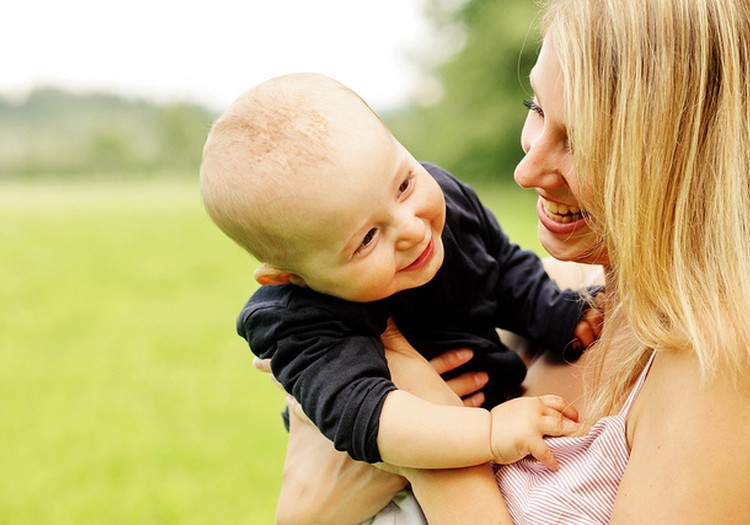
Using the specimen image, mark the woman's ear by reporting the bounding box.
[253,264,305,287]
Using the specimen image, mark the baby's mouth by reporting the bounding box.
[541,199,587,223]
[402,238,434,272]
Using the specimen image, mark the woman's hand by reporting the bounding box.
[378,320,515,524]
[254,357,408,523]
[253,335,490,408]
[382,317,489,408]
[276,402,407,524]
[429,349,489,407]
[253,322,498,523]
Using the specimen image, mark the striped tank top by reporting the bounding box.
[494,352,656,524]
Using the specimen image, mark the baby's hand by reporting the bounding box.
[572,304,604,352]
[489,395,579,470]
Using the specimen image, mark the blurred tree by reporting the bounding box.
[157,104,211,169]
[384,0,541,184]
[0,1,540,181]
[0,87,215,178]
[91,130,134,172]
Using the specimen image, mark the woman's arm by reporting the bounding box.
[276,406,408,525]
[266,342,493,524]
[406,464,513,525]
[378,323,513,523]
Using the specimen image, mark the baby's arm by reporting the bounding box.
[378,390,578,469]
[378,389,492,467]
[378,319,579,469]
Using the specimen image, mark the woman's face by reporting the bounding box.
[514,38,607,265]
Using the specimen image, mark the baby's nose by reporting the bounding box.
[396,216,425,250]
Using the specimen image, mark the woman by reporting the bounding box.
[272,0,750,522]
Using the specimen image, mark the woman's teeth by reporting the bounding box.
[542,199,585,223]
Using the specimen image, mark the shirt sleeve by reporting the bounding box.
[237,286,395,462]
[455,180,587,359]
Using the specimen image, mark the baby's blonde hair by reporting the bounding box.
[200,73,371,267]
[543,0,750,416]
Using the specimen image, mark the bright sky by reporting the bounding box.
[3,0,431,112]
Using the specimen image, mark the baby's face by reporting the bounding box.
[287,121,446,302]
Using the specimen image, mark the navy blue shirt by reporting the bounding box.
[238,163,585,463]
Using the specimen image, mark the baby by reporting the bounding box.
[200,73,598,470]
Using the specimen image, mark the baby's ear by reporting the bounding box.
[253,264,303,286]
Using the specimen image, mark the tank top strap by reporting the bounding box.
[617,350,657,417]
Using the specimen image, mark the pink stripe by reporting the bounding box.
[495,352,656,524]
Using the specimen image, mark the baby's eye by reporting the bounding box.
[355,228,378,254]
[523,98,544,118]
[398,175,413,196]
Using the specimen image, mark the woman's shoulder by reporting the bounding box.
[628,350,750,430]
[613,350,750,523]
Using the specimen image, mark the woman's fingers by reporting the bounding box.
[382,318,486,406]
[253,357,283,389]
[287,394,315,427]
[380,317,419,356]
[444,371,489,401]
[461,391,485,408]
[252,357,272,373]
[429,348,489,403]
[429,348,474,375]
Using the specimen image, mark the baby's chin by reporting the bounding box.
[398,247,445,292]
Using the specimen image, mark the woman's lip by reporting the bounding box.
[402,238,434,272]
[536,197,588,234]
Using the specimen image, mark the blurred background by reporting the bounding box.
[2,0,545,522]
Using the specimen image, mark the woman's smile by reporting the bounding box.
[537,196,588,234]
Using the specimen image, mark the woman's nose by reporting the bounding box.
[514,127,566,190]
[514,152,544,189]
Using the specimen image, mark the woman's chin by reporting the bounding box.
[538,223,607,265]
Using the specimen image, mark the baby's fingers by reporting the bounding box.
[543,410,580,435]
[573,320,596,351]
[429,348,474,375]
[529,438,559,471]
[539,394,579,422]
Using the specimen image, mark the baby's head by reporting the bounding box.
[201,73,446,302]
[201,73,354,266]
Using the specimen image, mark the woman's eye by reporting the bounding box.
[523,98,544,118]
[356,228,378,253]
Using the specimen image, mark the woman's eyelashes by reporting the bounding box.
[523,98,544,118]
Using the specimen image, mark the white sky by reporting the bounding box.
[2,0,431,112]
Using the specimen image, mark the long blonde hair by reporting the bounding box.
[543,0,750,416]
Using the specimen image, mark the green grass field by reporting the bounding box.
[0,177,541,524]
